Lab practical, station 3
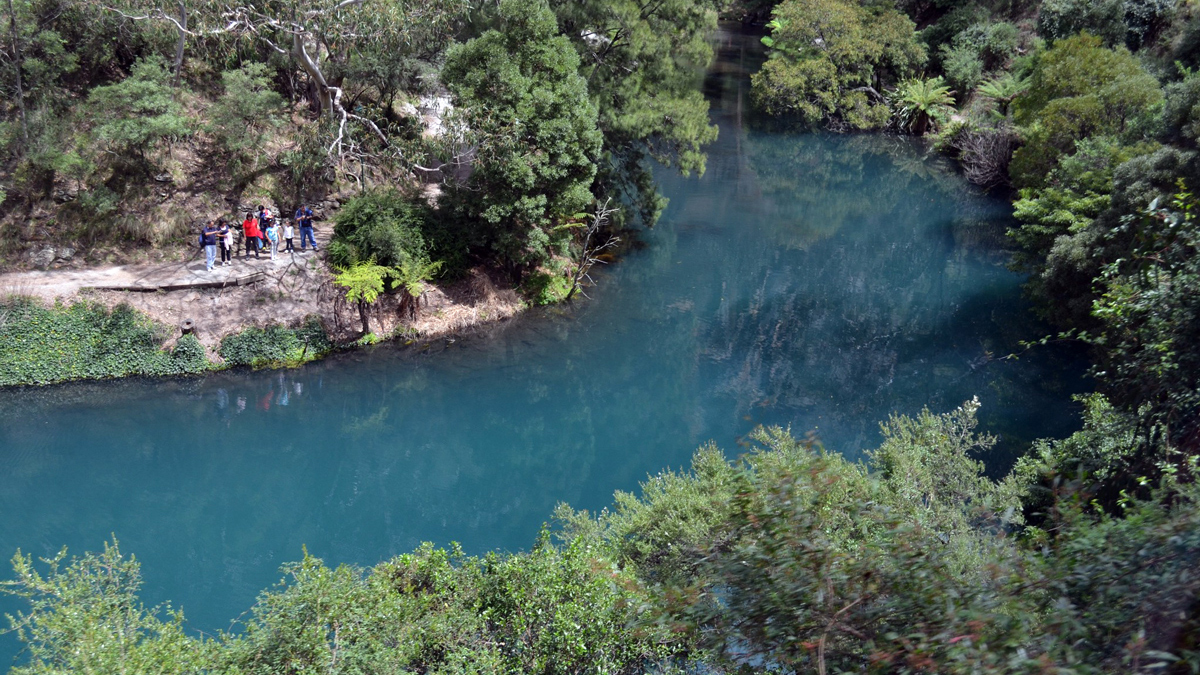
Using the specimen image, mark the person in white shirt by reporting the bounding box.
[283,222,295,252]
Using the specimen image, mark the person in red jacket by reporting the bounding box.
[242,212,261,259]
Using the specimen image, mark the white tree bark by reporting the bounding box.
[171,0,186,88]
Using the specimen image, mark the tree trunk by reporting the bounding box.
[293,32,331,115]
[5,0,28,147]
[171,0,187,88]
[357,300,371,334]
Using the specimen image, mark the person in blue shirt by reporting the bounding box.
[297,206,318,252]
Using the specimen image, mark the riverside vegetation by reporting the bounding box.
[5,402,1200,673]
[0,300,334,385]
[4,0,1200,671]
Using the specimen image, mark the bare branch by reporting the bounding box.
[566,198,621,301]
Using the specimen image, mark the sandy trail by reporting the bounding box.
[0,245,523,353]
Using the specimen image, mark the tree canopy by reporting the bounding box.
[441,0,603,275]
[752,0,926,128]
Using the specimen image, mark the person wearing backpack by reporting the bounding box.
[200,220,219,271]
[242,212,261,259]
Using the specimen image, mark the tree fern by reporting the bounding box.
[892,76,956,135]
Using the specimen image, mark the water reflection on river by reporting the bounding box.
[0,25,1085,656]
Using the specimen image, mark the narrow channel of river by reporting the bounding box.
[0,26,1085,660]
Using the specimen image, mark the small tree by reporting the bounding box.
[85,55,191,170]
[334,260,398,334]
[978,73,1028,119]
[394,257,442,320]
[892,76,955,135]
[206,62,285,171]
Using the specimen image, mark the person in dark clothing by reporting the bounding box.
[297,206,318,251]
[200,221,219,271]
[217,218,233,265]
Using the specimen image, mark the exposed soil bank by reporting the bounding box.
[0,233,523,368]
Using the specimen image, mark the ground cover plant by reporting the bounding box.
[0,298,209,385]
[217,316,332,369]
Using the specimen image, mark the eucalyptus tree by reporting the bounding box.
[111,0,468,168]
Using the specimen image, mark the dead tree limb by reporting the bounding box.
[566,198,620,301]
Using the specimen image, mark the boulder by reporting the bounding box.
[29,247,56,268]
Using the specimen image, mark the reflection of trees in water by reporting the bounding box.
[693,130,1020,436]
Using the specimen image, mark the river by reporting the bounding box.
[0,25,1085,662]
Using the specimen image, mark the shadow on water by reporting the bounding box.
[0,22,1086,661]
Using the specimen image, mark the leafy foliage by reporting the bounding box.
[752,0,926,128]
[217,317,331,369]
[978,72,1028,118]
[7,401,1200,674]
[329,188,432,271]
[333,260,398,333]
[1009,34,1162,188]
[1088,184,1200,454]
[441,0,603,275]
[0,298,211,385]
[893,76,956,134]
[1,541,208,675]
[1010,137,1153,274]
[84,55,191,169]
[1162,69,1200,146]
[1037,0,1127,45]
[206,62,285,171]
[550,0,719,225]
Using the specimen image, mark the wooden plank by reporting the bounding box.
[83,272,267,293]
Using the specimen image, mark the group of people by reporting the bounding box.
[199,206,319,272]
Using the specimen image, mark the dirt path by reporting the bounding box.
[0,243,524,354]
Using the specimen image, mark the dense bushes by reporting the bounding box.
[328,188,434,271]
[0,299,340,385]
[218,317,332,369]
[752,0,926,128]
[0,298,210,385]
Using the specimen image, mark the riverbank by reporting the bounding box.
[0,243,523,385]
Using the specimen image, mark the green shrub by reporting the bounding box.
[1010,34,1162,188]
[9,403,1200,674]
[940,42,985,93]
[1124,0,1177,49]
[520,269,572,305]
[1037,0,1126,45]
[330,188,433,270]
[206,63,286,172]
[1163,70,1200,145]
[0,298,212,386]
[84,55,192,170]
[753,0,926,128]
[218,316,332,369]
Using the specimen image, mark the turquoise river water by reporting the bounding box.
[0,27,1086,662]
